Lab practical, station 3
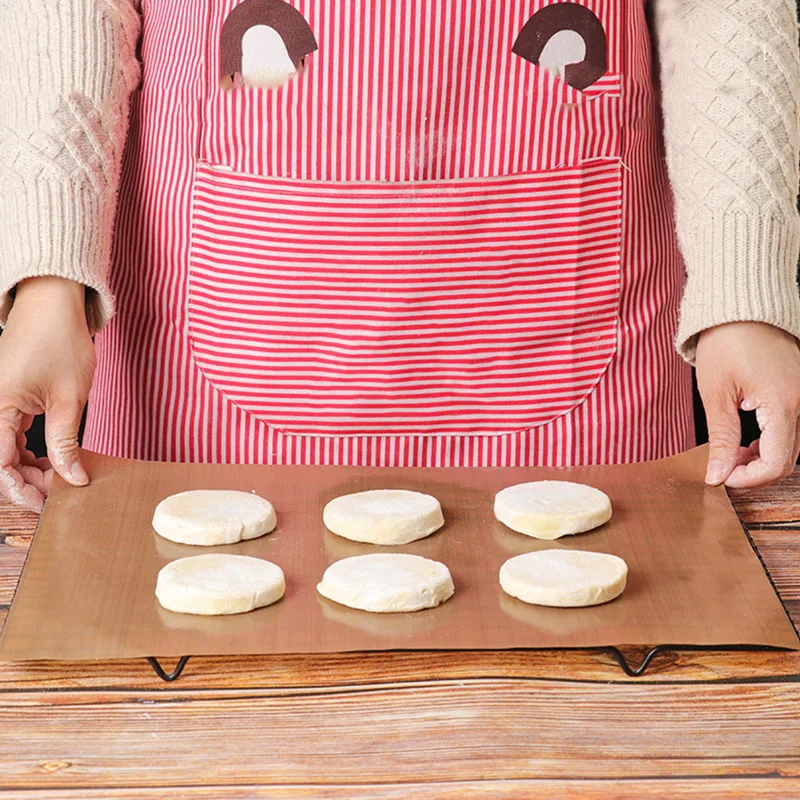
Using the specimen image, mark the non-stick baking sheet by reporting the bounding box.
[1,445,797,662]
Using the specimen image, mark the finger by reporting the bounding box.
[16,420,54,492]
[721,440,762,476]
[25,455,55,493]
[44,399,89,486]
[17,431,53,474]
[16,428,48,469]
[0,465,44,513]
[725,402,797,489]
[16,413,34,453]
[41,462,55,492]
[0,405,25,469]
[18,463,49,495]
[0,410,48,510]
[703,390,742,485]
[18,445,36,466]
[28,455,53,475]
[734,441,759,466]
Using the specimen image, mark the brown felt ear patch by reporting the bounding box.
[220,0,318,88]
[512,3,607,91]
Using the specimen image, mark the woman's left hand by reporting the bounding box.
[695,321,800,489]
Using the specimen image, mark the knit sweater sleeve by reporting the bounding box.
[654,0,800,364]
[0,0,141,333]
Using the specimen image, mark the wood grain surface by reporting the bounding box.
[9,780,800,799]
[1,474,800,796]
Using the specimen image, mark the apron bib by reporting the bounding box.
[86,0,695,466]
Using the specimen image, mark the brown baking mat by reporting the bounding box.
[1,444,797,662]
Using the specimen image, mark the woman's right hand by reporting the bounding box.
[0,277,96,512]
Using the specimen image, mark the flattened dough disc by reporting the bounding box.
[323,489,444,545]
[499,549,628,608]
[494,480,611,539]
[317,553,454,612]
[156,554,285,615]
[152,490,277,546]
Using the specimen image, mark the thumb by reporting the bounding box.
[44,400,89,486]
[704,390,742,485]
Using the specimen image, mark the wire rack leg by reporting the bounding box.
[146,655,192,682]
[604,646,667,677]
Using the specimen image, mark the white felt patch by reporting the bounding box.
[241,24,297,88]
[539,29,587,79]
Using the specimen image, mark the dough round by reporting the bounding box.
[317,554,454,612]
[499,549,627,607]
[152,490,276,546]
[322,490,444,545]
[494,481,611,539]
[155,554,285,615]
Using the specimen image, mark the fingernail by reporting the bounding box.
[68,463,89,486]
[705,459,726,485]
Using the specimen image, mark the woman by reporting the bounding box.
[1,0,799,512]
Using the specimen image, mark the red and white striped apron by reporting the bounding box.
[85,0,695,467]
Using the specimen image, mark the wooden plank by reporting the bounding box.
[2,532,34,549]
[9,778,800,799]
[2,681,800,787]
[728,472,800,527]
[0,501,38,538]
[0,680,800,789]
[750,530,800,601]
[0,540,25,604]
[2,645,800,690]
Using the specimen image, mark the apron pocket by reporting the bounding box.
[187,159,622,436]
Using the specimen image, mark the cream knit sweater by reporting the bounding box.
[1,0,799,363]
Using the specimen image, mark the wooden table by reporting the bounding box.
[1,476,799,799]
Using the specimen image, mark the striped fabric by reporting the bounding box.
[189,159,623,434]
[202,0,623,180]
[85,0,695,467]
